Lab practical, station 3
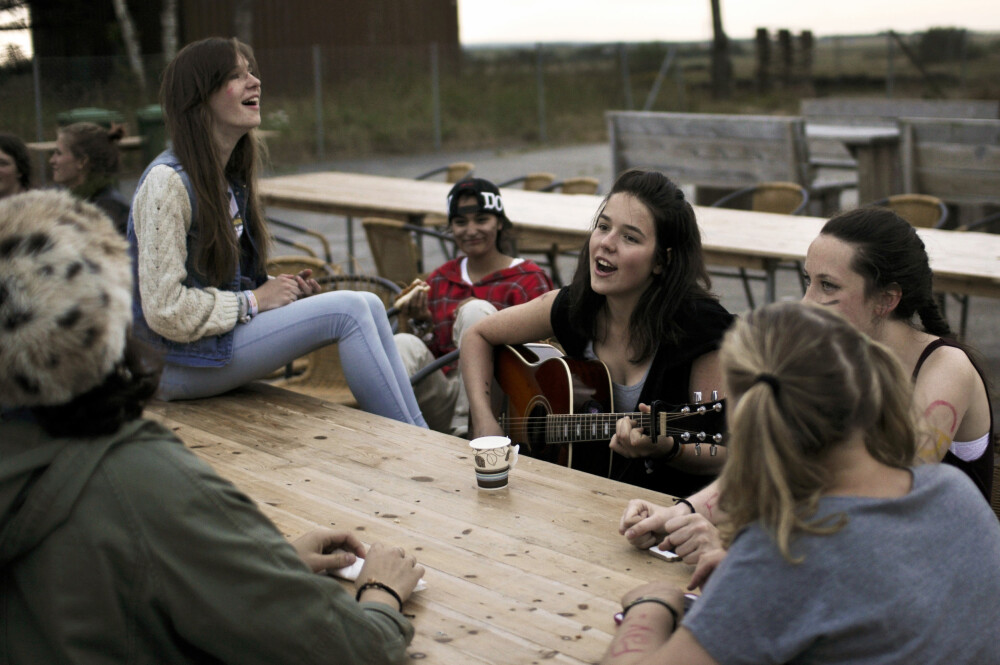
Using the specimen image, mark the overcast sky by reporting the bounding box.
[2,1,997,58]
[458,0,1000,44]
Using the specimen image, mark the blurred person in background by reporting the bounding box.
[50,121,131,233]
[0,132,32,200]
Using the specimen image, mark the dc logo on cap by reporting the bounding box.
[481,192,503,213]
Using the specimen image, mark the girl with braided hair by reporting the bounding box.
[50,122,131,233]
[803,207,993,498]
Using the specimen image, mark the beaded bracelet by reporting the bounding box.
[356,579,403,613]
[620,596,680,628]
[245,289,259,317]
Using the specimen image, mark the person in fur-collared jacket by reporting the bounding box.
[0,190,423,665]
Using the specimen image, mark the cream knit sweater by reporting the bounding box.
[132,166,240,343]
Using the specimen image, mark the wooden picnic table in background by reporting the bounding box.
[146,382,689,664]
[261,171,1000,303]
[805,123,902,204]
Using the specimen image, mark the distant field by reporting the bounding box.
[2,30,997,173]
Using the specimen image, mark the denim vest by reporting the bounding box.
[126,150,265,367]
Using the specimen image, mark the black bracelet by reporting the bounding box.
[673,497,696,514]
[621,596,680,629]
[662,437,683,461]
[356,580,404,613]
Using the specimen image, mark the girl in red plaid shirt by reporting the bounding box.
[394,178,554,436]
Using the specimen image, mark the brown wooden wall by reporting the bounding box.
[179,0,459,50]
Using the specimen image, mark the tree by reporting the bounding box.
[709,0,732,99]
[234,0,253,45]
[161,0,177,62]
[110,0,146,90]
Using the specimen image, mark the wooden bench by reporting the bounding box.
[802,98,1000,170]
[900,117,1000,225]
[606,110,843,215]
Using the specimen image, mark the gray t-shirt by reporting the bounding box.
[684,464,1000,665]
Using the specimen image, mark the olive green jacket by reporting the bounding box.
[0,417,413,664]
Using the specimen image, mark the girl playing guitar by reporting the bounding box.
[461,169,734,496]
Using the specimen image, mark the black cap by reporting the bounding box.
[446,177,511,229]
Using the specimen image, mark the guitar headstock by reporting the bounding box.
[649,393,726,456]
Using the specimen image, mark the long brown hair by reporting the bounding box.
[567,169,714,362]
[718,302,918,562]
[159,37,269,287]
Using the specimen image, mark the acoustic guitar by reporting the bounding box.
[493,343,726,471]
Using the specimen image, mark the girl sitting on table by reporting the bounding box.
[602,302,1000,665]
[50,121,132,234]
[127,37,426,427]
[0,132,32,200]
[0,190,424,664]
[620,207,994,571]
[394,177,553,437]
[460,168,734,495]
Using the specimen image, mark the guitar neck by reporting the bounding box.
[545,411,651,445]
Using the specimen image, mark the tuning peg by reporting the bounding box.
[697,405,707,414]
[710,444,718,456]
[712,402,723,412]
[694,441,702,455]
[713,433,724,443]
[681,405,691,414]
[692,391,702,404]
[697,432,706,441]
[680,432,691,442]
[711,390,719,401]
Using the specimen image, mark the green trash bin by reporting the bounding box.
[136,104,166,165]
[56,107,125,129]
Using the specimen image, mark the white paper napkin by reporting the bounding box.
[648,545,681,561]
[329,558,428,591]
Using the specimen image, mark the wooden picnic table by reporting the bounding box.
[146,382,688,664]
[260,171,1000,303]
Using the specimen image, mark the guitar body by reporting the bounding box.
[493,343,728,477]
[494,343,614,465]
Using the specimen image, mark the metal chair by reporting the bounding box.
[992,445,1000,522]
[540,176,600,195]
[362,217,457,287]
[709,182,811,309]
[415,162,475,183]
[498,172,557,191]
[267,216,335,264]
[867,194,949,229]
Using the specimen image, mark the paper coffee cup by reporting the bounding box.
[469,436,518,490]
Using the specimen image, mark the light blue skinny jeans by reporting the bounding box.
[157,290,428,427]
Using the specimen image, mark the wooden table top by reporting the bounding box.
[146,382,688,664]
[806,123,901,145]
[261,171,1000,299]
[26,135,145,152]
